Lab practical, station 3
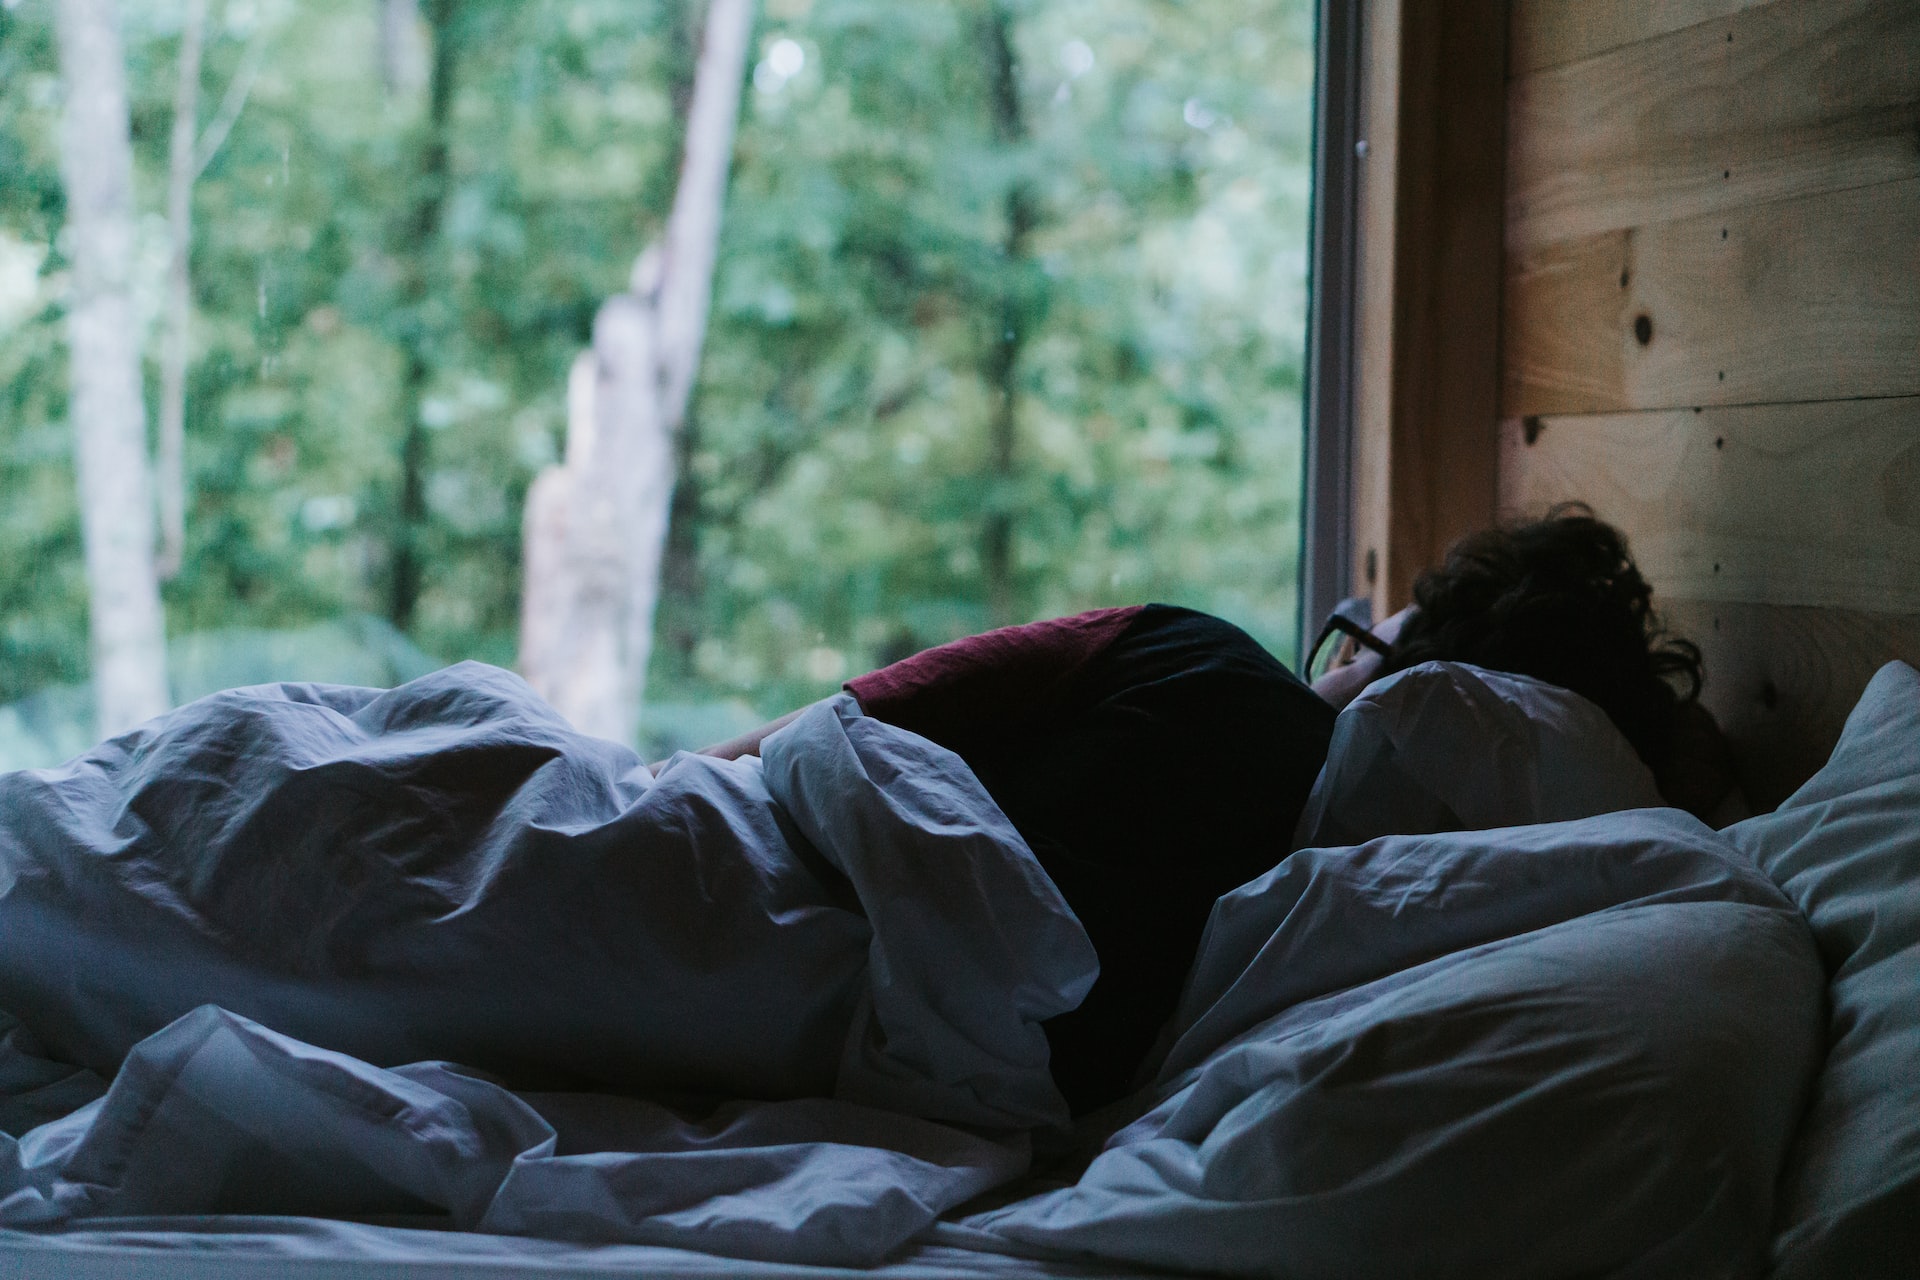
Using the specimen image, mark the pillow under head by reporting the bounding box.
[1292,660,1665,850]
[1726,660,1920,1280]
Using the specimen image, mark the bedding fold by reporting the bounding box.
[0,1005,1028,1266]
[968,811,1826,1280]
[0,665,1834,1276]
[0,667,1092,1265]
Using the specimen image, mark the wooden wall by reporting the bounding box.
[1497,0,1920,808]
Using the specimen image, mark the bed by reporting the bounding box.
[1,659,1914,1279]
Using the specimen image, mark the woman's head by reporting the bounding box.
[1381,506,1702,773]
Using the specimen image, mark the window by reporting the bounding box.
[0,0,1319,763]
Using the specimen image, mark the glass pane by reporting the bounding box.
[0,0,1314,763]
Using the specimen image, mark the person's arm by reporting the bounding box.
[1310,606,1414,711]
[698,704,815,760]
[842,607,1141,752]
[655,607,1141,774]
[648,702,819,774]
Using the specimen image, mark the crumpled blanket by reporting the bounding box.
[0,665,1830,1277]
[0,1005,1030,1266]
[964,809,1825,1279]
[0,665,1095,1264]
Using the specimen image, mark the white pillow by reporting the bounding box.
[1725,660,1920,1279]
[1293,661,1665,850]
[980,809,1823,1278]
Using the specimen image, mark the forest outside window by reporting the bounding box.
[0,0,1318,764]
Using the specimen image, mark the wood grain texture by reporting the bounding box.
[1349,0,1402,610]
[1662,598,1920,810]
[1498,397,1920,611]
[1507,0,1920,248]
[1503,178,1920,417]
[1349,0,1507,614]
[1509,0,1771,76]
[1498,0,1920,812]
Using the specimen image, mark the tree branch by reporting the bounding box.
[155,0,207,582]
[192,29,267,180]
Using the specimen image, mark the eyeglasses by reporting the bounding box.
[1306,597,1394,683]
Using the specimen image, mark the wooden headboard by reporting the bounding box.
[1495,0,1920,809]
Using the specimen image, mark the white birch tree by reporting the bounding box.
[55,0,171,737]
[380,0,426,96]
[519,0,755,744]
[156,4,264,582]
[154,0,206,582]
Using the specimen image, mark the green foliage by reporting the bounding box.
[0,0,1312,758]
[670,0,1313,721]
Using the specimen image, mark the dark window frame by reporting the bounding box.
[1298,0,1365,658]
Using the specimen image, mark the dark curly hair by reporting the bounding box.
[1380,505,1702,773]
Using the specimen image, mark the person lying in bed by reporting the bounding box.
[686,505,1729,1114]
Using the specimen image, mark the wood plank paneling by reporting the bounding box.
[1503,178,1920,416]
[1662,598,1920,810]
[1499,397,1920,611]
[1499,0,1920,814]
[1507,0,1920,248]
[1509,0,1771,77]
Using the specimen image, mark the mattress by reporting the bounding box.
[0,1220,1146,1280]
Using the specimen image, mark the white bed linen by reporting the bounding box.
[0,1220,1140,1280]
[0,665,1830,1278]
[970,810,1823,1280]
[0,811,1819,1279]
[0,674,1092,1266]
[1292,661,1664,851]
[1727,661,1920,1277]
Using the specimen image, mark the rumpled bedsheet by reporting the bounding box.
[0,666,1829,1277]
[0,666,1094,1265]
[964,809,1825,1279]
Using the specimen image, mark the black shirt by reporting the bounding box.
[847,604,1334,1114]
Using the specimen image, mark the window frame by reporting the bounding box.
[1298,0,1510,652]
[1298,0,1365,656]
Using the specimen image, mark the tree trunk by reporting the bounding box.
[982,2,1032,627]
[155,0,207,583]
[558,294,669,742]
[519,0,755,743]
[649,0,706,686]
[516,353,593,706]
[389,0,458,632]
[380,0,426,96]
[653,0,753,433]
[657,401,704,682]
[616,0,754,727]
[54,0,171,737]
[191,32,266,177]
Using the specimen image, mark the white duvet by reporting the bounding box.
[0,664,1825,1277]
